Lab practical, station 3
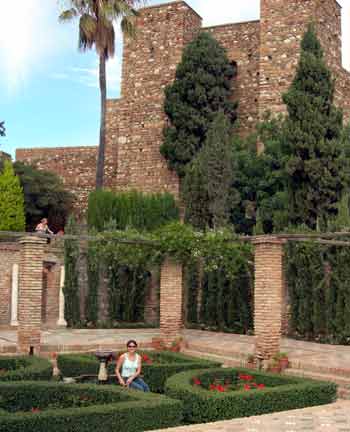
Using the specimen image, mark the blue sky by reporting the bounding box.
[0,0,349,158]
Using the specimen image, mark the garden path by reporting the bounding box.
[1,328,350,382]
[153,400,350,432]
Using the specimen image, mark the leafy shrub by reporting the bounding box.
[87,190,179,232]
[0,357,52,382]
[165,367,337,423]
[57,351,221,393]
[0,381,183,432]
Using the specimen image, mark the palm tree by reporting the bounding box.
[59,0,142,189]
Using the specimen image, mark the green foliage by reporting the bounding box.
[286,233,350,344]
[0,160,25,231]
[197,265,253,333]
[0,381,183,432]
[87,190,178,324]
[183,112,234,229]
[0,356,52,381]
[57,351,221,393]
[63,216,81,327]
[165,368,337,424]
[282,24,345,230]
[185,261,200,324]
[87,190,179,232]
[161,32,237,176]
[13,162,73,231]
[85,238,99,325]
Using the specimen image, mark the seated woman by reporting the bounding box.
[115,339,150,392]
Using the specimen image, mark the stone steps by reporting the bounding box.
[182,349,245,367]
[285,368,350,399]
[289,360,350,379]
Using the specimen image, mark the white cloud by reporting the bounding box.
[51,55,122,92]
[0,0,68,93]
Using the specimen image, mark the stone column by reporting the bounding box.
[57,265,67,327]
[18,236,46,355]
[10,263,19,326]
[159,258,183,344]
[253,236,286,362]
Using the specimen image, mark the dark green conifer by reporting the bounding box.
[0,160,25,231]
[282,24,345,230]
[161,32,237,177]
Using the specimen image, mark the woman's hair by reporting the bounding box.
[126,339,138,348]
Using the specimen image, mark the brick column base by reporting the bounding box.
[253,236,286,363]
[18,236,46,355]
[159,258,183,345]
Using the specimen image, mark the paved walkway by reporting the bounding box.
[1,328,350,376]
[153,400,350,432]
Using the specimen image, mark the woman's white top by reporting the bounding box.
[121,353,140,377]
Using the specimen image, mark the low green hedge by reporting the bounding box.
[58,351,221,393]
[0,381,183,432]
[165,367,337,423]
[0,357,52,381]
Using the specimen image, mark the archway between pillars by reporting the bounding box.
[4,230,350,360]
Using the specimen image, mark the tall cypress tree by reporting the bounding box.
[282,24,345,230]
[183,112,234,229]
[161,32,237,177]
[0,160,25,231]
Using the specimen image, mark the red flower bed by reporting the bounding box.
[192,373,266,393]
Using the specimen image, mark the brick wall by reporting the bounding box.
[16,146,97,214]
[205,21,260,136]
[253,237,286,360]
[159,258,183,343]
[0,243,20,325]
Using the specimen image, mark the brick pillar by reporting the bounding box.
[253,236,286,361]
[159,258,183,344]
[18,236,46,354]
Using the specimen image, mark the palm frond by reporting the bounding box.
[59,8,78,22]
[95,19,115,59]
[79,13,97,51]
[121,13,137,38]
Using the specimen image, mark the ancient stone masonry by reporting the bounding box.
[16,146,97,214]
[15,0,350,210]
[205,21,261,135]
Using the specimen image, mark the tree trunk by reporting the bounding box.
[96,53,107,190]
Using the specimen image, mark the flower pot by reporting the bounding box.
[279,358,289,370]
[246,361,255,369]
[268,364,281,373]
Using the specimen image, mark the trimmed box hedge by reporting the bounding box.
[0,381,183,432]
[57,351,221,393]
[0,356,52,381]
[165,367,338,423]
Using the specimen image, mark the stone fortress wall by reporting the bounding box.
[15,0,350,210]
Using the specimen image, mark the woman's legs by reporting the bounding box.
[129,377,150,392]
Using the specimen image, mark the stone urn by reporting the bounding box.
[95,351,113,382]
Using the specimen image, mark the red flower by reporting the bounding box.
[31,408,40,413]
[142,354,152,364]
[238,374,253,381]
[258,383,265,389]
[216,385,226,392]
[243,384,251,391]
[209,384,216,390]
[193,378,201,386]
